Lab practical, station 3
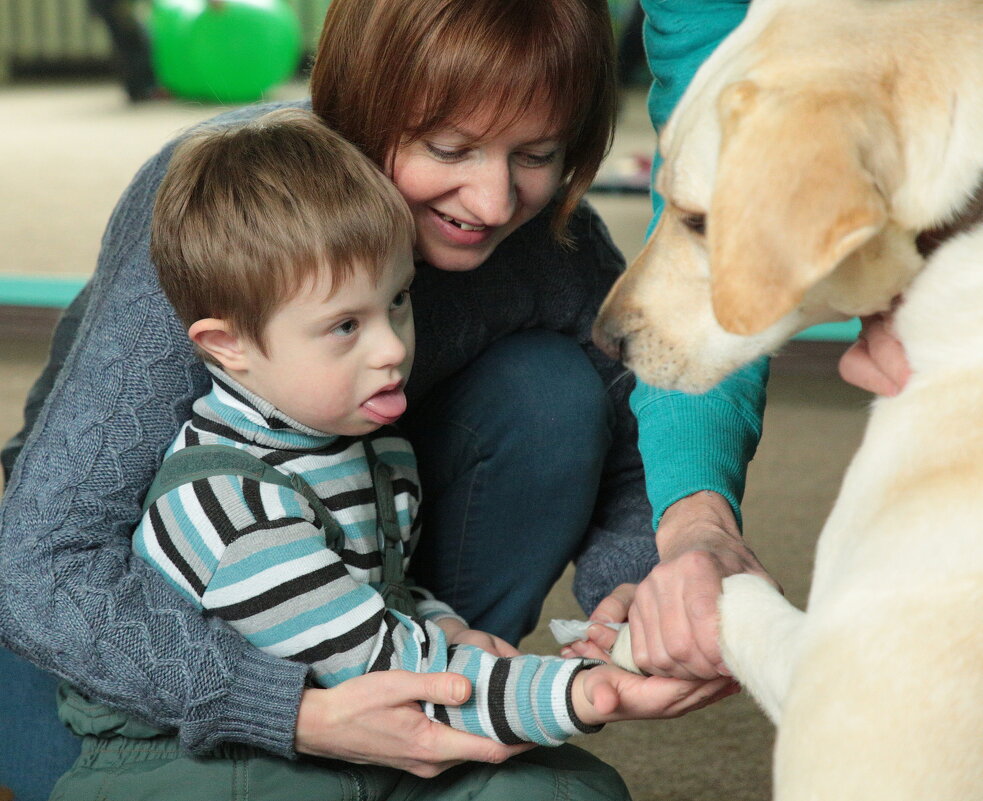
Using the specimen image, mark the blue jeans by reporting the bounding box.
[1,329,612,798]
[403,330,613,644]
[0,649,81,801]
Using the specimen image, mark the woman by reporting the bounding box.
[0,0,760,798]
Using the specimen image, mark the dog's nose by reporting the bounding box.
[592,317,625,363]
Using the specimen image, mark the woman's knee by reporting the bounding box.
[465,330,613,465]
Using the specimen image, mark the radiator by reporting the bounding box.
[0,0,112,66]
[0,0,329,78]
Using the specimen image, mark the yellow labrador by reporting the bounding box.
[597,0,983,798]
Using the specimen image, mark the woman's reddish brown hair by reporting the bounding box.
[310,0,617,242]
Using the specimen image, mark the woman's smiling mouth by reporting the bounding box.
[436,211,487,232]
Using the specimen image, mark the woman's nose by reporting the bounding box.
[462,158,517,227]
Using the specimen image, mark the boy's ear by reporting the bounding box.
[188,318,250,371]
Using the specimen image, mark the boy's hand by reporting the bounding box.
[570,663,739,726]
[450,628,522,658]
[435,618,521,657]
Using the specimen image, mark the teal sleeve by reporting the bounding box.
[630,357,768,531]
[641,0,751,226]
[632,0,762,530]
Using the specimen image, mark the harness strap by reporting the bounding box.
[143,444,343,551]
[144,442,416,616]
[363,438,416,617]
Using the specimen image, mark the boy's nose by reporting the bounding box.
[373,324,408,368]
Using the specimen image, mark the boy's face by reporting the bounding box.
[236,251,416,436]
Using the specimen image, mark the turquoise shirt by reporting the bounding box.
[635,0,760,529]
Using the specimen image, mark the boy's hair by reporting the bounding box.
[151,108,415,353]
[310,0,616,243]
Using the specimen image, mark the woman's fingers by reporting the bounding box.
[839,312,911,395]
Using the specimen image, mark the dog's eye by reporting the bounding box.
[681,214,707,235]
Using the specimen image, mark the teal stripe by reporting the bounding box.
[457,648,492,738]
[532,658,565,739]
[793,319,861,342]
[339,517,375,542]
[164,491,222,578]
[0,275,86,308]
[275,483,306,522]
[247,587,379,649]
[306,457,373,484]
[132,530,204,608]
[515,657,544,742]
[317,663,368,686]
[208,535,328,590]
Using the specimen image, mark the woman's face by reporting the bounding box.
[390,98,566,272]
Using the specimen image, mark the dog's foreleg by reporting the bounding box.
[608,574,803,725]
[719,573,804,724]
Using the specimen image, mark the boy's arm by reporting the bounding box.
[570,663,739,725]
[139,476,611,746]
[136,477,449,689]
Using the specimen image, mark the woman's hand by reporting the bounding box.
[565,491,779,681]
[295,671,532,776]
[838,311,911,395]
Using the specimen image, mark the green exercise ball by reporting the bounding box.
[151,0,302,104]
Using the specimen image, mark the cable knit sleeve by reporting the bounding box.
[0,108,310,758]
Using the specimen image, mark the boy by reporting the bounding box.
[72,109,699,759]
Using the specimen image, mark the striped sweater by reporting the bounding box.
[133,366,599,746]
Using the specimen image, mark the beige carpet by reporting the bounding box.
[0,76,872,800]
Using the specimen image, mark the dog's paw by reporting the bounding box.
[609,626,645,674]
[720,573,803,723]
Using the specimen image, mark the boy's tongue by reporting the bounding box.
[362,388,407,424]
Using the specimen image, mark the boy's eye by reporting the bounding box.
[332,319,358,337]
[391,289,411,310]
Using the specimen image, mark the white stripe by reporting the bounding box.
[204,549,335,607]
[471,651,496,740]
[135,519,202,601]
[175,482,226,560]
[261,592,384,656]
[259,481,288,522]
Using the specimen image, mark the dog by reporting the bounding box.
[596,0,983,798]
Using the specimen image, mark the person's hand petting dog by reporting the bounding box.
[564,490,778,681]
[567,311,913,683]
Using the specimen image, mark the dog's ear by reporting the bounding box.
[708,81,891,335]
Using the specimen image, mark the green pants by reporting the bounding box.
[52,686,632,801]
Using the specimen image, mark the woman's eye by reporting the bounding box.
[332,319,358,337]
[681,213,707,235]
[425,142,466,162]
[516,150,559,168]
